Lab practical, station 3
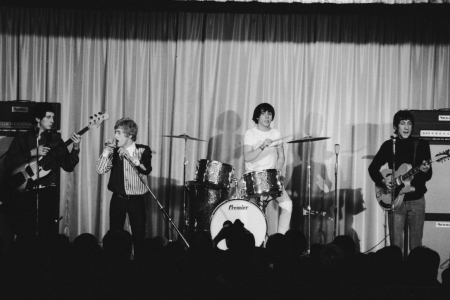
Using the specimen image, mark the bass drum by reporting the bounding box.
[210,199,267,250]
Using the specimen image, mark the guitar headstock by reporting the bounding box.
[88,111,109,128]
[435,149,450,163]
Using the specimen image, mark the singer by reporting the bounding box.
[368,110,432,253]
[96,117,152,258]
[4,103,81,239]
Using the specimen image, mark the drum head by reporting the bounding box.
[210,199,267,250]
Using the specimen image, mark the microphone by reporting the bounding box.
[102,138,116,158]
[335,144,340,175]
[390,134,397,140]
[104,138,117,148]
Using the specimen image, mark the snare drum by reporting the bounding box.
[243,169,283,198]
[195,159,234,189]
[210,199,267,250]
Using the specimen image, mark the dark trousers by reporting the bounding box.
[12,186,58,240]
[110,193,146,257]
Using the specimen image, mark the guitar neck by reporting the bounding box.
[63,125,90,147]
[399,158,434,183]
[38,125,90,168]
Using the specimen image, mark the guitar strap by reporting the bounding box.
[413,139,418,166]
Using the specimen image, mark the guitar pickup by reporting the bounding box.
[25,165,34,177]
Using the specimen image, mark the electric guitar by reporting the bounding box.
[10,111,109,191]
[375,149,450,210]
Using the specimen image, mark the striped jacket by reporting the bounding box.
[96,144,152,195]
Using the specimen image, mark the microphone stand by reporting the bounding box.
[306,138,312,253]
[333,144,339,239]
[121,153,190,248]
[389,137,396,247]
[35,128,40,236]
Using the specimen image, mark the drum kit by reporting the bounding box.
[186,160,283,250]
[164,133,331,251]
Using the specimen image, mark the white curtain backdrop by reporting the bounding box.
[0,6,449,252]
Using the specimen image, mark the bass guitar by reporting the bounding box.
[10,111,109,191]
[375,149,450,210]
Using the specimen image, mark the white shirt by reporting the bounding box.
[244,127,282,173]
[125,143,137,157]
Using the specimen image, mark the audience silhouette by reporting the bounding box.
[0,231,449,299]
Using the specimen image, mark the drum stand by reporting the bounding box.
[255,196,274,215]
[162,134,205,233]
[287,135,330,254]
[231,178,240,199]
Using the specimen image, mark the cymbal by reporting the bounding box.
[162,133,205,142]
[288,136,330,144]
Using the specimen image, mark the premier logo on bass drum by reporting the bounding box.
[228,205,249,210]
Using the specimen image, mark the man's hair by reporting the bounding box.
[252,103,275,124]
[393,110,414,133]
[115,118,138,141]
[32,103,55,124]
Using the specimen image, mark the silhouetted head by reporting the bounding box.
[225,220,255,252]
[376,245,403,265]
[102,230,133,260]
[332,235,357,256]
[285,229,307,255]
[73,233,101,259]
[320,243,346,269]
[265,233,288,263]
[407,246,440,280]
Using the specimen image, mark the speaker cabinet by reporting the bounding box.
[423,144,450,282]
[422,221,450,282]
[0,101,61,135]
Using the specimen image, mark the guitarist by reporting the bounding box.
[4,103,81,240]
[368,110,432,253]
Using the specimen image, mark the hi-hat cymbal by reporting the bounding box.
[288,136,330,144]
[162,133,206,142]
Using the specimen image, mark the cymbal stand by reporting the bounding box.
[333,144,340,239]
[182,136,188,230]
[306,137,312,253]
[231,178,240,199]
[122,154,190,248]
[171,134,190,232]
